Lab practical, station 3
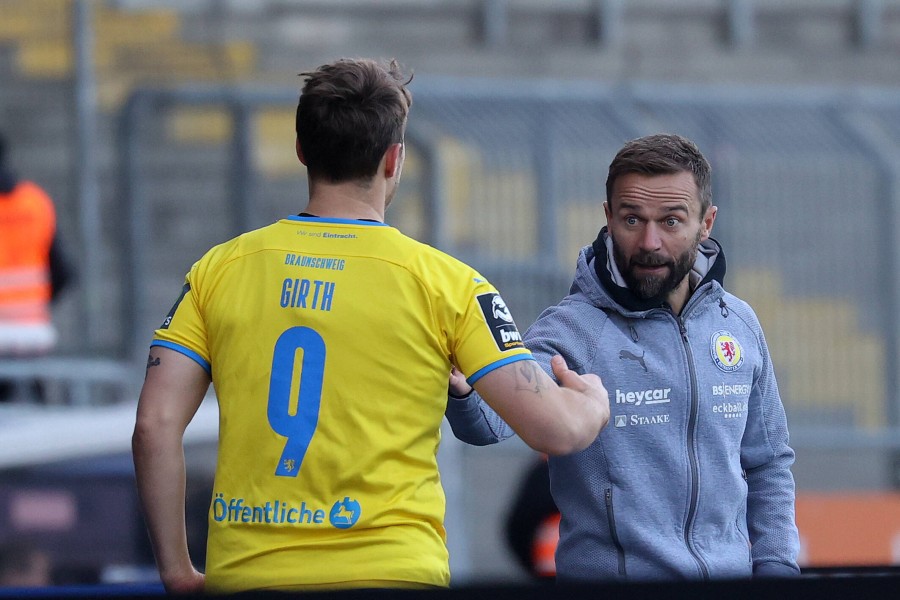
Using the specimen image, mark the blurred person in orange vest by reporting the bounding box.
[504,454,560,581]
[0,130,74,402]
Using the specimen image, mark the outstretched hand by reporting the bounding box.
[550,354,609,427]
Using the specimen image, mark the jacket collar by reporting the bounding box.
[587,226,726,313]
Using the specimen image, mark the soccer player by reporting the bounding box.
[131,58,609,594]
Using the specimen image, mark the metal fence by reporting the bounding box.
[117,79,900,434]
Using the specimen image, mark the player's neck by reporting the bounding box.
[305,181,386,222]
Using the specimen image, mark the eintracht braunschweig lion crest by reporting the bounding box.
[710,330,743,372]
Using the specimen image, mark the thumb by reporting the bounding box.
[550,355,581,389]
[551,354,603,392]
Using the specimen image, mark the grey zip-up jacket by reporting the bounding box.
[446,230,800,581]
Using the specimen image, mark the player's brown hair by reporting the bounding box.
[295,58,412,183]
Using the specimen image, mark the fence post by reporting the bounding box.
[73,0,103,351]
[590,0,625,48]
[725,0,755,49]
[479,0,508,47]
[855,0,884,49]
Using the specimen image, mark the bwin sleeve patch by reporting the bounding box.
[160,283,191,329]
[476,292,525,351]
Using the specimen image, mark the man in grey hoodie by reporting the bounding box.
[446,133,800,581]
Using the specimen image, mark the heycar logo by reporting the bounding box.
[615,388,671,406]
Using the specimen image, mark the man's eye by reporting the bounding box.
[625,216,638,225]
[666,218,679,227]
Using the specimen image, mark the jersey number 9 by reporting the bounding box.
[267,326,326,477]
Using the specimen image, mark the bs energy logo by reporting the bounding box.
[710,330,743,372]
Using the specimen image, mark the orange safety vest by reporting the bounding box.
[0,180,56,324]
[531,512,560,578]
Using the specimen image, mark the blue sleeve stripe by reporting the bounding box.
[467,354,534,386]
[150,340,212,376]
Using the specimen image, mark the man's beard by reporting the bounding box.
[612,231,701,301]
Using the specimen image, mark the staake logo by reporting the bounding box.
[477,293,524,351]
[710,330,743,372]
[613,412,671,427]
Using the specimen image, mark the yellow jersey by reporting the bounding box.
[151,216,532,592]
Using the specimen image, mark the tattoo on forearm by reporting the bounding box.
[516,362,544,394]
[520,364,534,384]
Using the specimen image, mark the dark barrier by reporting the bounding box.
[4,571,900,600]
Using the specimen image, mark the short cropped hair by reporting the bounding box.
[295,58,412,183]
[606,133,712,217]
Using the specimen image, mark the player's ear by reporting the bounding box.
[383,142,403,178]
[296,139,307,166]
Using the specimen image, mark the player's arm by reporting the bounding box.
[132,346,210,594]
[472,355,609,456]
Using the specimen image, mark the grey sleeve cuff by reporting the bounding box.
[753,561,801,578]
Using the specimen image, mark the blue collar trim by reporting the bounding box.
[286,215,388,226]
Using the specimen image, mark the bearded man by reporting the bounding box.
[446,133,800,581]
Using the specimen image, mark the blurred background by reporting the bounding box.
[2,0,900,588]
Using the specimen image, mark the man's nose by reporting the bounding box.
[638,223,662,251]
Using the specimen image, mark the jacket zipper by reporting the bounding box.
[605,488,627,577]
[676,314,710,579]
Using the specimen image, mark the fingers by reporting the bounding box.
[551,355,603,391]
[448,366,473,397]
[550,354,581,389]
